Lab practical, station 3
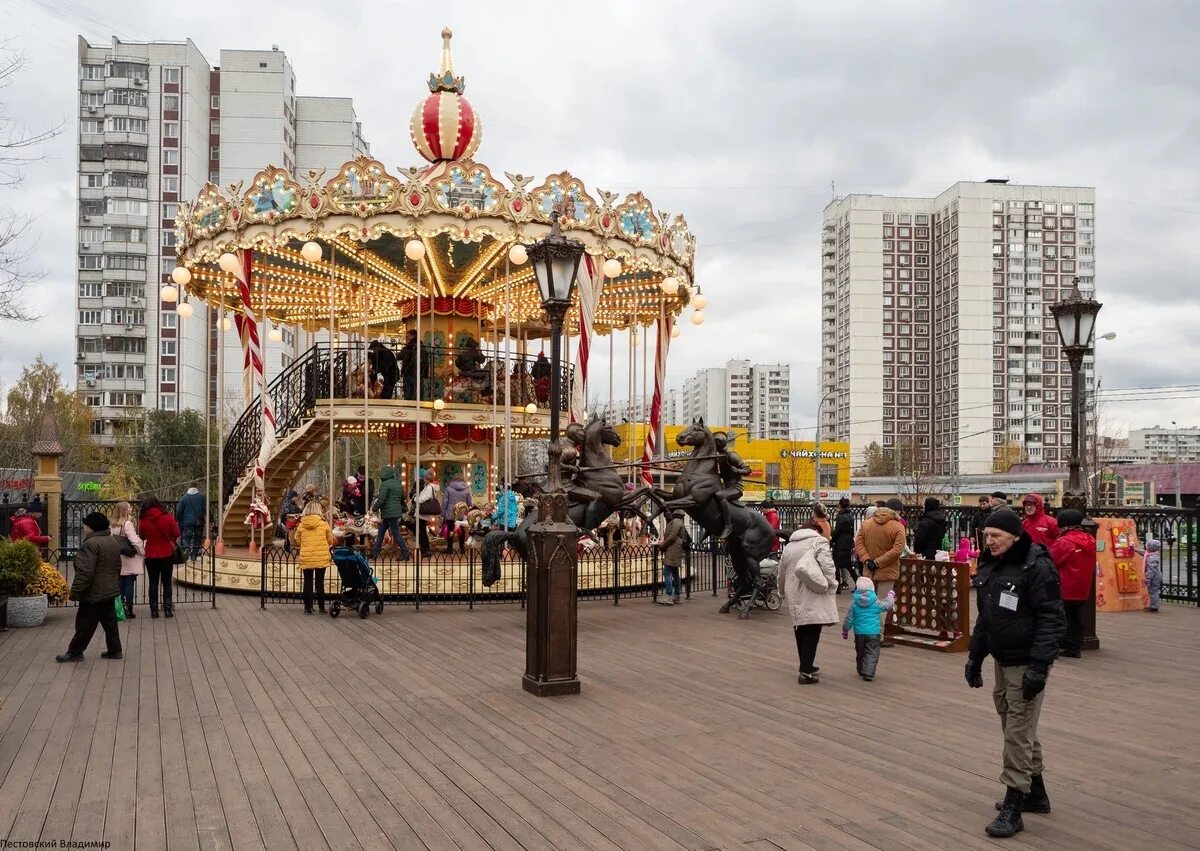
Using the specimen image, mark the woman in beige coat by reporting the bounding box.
[778,520,839,684]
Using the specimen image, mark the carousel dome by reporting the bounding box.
[410,28,482,163]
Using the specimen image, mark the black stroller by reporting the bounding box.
[329,546,384,619]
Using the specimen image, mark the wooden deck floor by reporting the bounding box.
[1,594,1198,851]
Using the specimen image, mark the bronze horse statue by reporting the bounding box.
[638,419,776,617]
[481,416,624,585]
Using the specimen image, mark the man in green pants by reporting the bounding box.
[965,507,1066,839]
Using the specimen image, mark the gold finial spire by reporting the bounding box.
[440,27,455,76]
[428,27,465,94]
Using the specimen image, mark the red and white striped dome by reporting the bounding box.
[410,29,482,164]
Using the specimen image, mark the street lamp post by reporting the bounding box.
[1050,278,1102,652]
[522,208,584,697]
[814,391,832,497]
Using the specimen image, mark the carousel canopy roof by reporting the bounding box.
[174,29,700,337]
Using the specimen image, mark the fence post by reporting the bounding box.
[468,548,475,610]
[259,547,266,609]
[1189,513,1197,606]
[612,545,620,606]
[210,544,217,609]
[651,544,660,603]
[710,538,719,597]
[415,551,421,612]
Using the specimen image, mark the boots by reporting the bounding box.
[985,787,1025,838]
[995,774,1050,814]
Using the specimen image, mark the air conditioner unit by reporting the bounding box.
[75,353,87,361]
[87,107,98,114]
[125,324,134,332]
[129,296,141,305]
[133,78,144,86]
[85,379,96,387]
[82,215,92,222]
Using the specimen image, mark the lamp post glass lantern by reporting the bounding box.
[522,207,584,697]
[1050,278,1103,495]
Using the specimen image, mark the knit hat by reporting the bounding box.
[991,491,1007,500]
[855,576,874,592]
[1056,508,1083,528]
[984,506,1023,537]
[865,506,878,519]
[82,511,110,533]
[924,496,941,511]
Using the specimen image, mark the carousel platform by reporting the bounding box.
[177,541,663,600]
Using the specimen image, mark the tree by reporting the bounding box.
[99,454,140,502]
[993,441,1028,473]
[862,441,894,477]
[127,409,213,498]
[1,45,64,322]
[0,356,98,472]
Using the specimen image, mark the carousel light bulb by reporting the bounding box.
[160,284,178,303]
[670,325,681,339]
[690,310,705,326]
[660,275,679,295]
[508,244,528,265]
[692,293,708,310]
[524,402,537,415]
[603,258,622,278]
[433,398,445,411]
[405,240,426,261]
[218,252,240,274]
[171,265,192,286]
[176,301,194,318]
[268,325,283,342]
[220,316,232,331]
[301,241,323,262]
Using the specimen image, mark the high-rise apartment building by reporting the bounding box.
[75,37,369,446]
[679,360,791,439]
[1128,426,1200,463]
[820,181,1096,475]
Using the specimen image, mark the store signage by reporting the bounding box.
[779,449,848,459]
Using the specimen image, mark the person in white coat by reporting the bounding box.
[778,519,839,684]
[111,500,145,619]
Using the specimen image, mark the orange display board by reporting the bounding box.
[1094,517,1150,612]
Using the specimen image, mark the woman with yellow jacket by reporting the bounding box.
[294,501,334,613]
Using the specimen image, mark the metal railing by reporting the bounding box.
[40,545,216,610]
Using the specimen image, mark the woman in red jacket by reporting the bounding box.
[9,508,51,547]
[138,497,180,618]
[1048,509,1094,658]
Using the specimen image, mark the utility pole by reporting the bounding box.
[1173,420,1183,508]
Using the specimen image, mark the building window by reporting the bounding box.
[81,64,104,80]
[105,116,147,133]
[80,118,102,134]
[210,145,220,161]
[160,366,177,383]
[105,198,148,215]
[79,255,103,270]
[211,95,220,110]
[161,311,177,329]
[80,173,103,189]
[161,230,176,247]
[81,92,104,108]
[163,94,180,112]
[162,121,179,138]
[161,176,178,194]
[161,340,176,356]
[159,394,177,411]
[163,67,181,83]
[78,282,103,298]
[163,149,179,166]
[162,202,178,221]
[78,309,103,325]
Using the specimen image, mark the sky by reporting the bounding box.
[1,0,1198,440]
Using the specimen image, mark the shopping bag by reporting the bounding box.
[115,596,127,622]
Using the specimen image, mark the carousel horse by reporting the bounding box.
[631,419,775,618]
[481,416,624,585]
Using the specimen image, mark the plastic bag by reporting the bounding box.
[115,596,127,622]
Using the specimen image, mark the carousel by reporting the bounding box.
[168,29,704,595]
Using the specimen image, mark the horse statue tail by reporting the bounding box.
[482,528,520,587]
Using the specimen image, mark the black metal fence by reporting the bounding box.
[59,497,179,557]
[40,545,216,610]
[257,539,721,609]
[768,501,1198,605]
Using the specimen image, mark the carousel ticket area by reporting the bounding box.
[169,29,703,592]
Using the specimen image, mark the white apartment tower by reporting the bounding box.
[680,361,791,438]
[820,181,1096,475]
[75,37,370,446]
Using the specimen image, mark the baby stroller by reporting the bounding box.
[329,546,384,619]
[724,552,782,611]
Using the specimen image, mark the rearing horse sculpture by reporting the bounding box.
[481,416,624,585]
[656,419,776,618]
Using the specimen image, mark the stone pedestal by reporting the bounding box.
[522,487,580,697]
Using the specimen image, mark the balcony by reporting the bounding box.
[104,103,149,121]
[101,266,149,281]
[103,185,149,201]
[102,239,147,255]
[104,156,149,174]
[103,130,149,147]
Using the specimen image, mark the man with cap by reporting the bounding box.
[57,512,124,663]
[965,506,1066,838]
[975,492,1007,551]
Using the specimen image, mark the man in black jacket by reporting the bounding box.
[965,507,1066,839]
[830,497,856,591]
[913,496,948,559]
[57,512,124,663]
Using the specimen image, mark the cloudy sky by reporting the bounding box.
[1,0,1198,437]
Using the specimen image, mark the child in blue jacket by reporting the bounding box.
[842,575,896,681]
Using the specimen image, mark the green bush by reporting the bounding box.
[0,539,43,597]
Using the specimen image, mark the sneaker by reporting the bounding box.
[101,651,123,660]
[861,674,874,682]
[164,610,174,619]
[655,599,674,606]
[797,672,819,685]
[55,652,84,663]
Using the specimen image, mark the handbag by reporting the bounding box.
[417,486,441,517]
[114,596,126,622]
[116,535,137,558]
[172,543,188,565]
